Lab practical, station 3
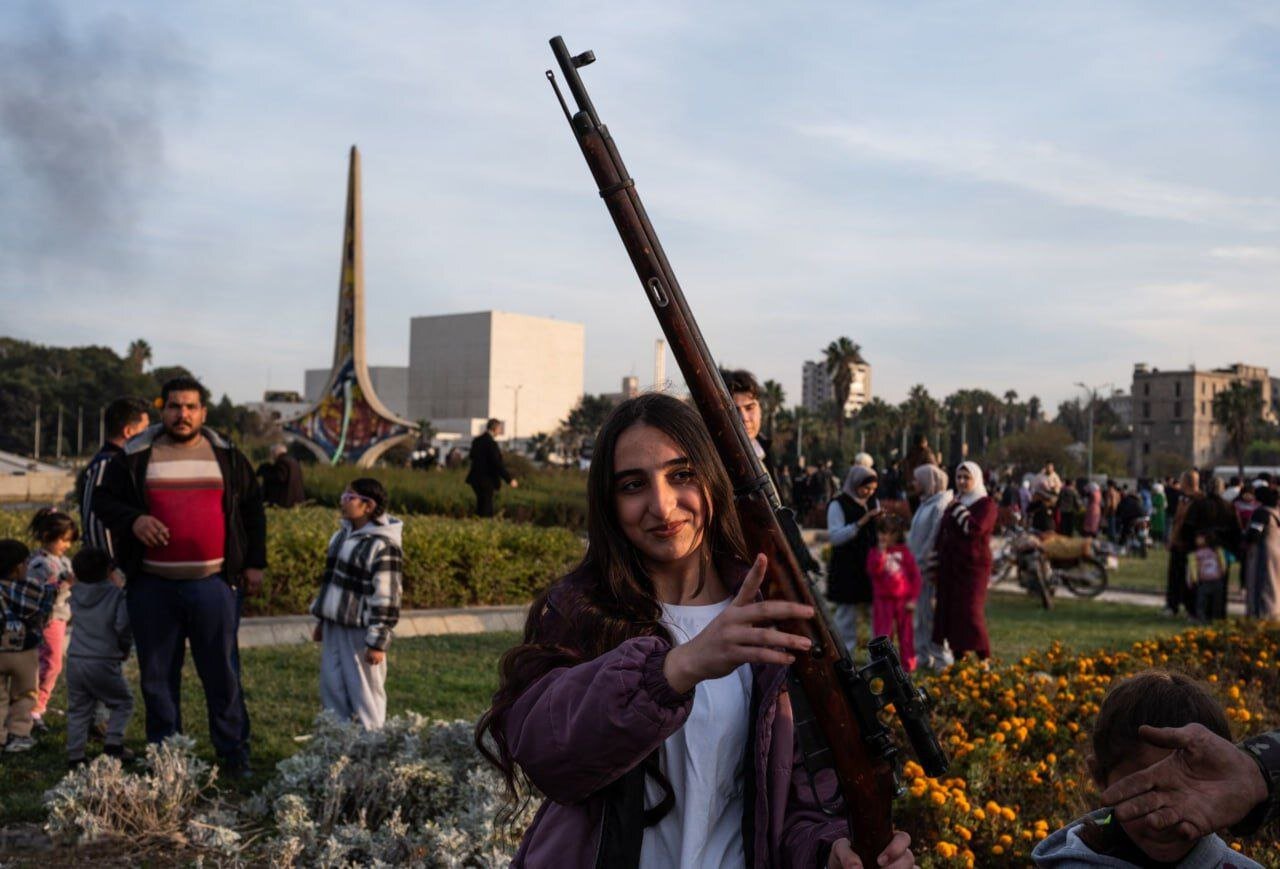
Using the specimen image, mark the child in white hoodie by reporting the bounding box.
[310,478,403,730]
[1033,670,1261,868]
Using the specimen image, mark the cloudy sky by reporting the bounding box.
[2,1,1277,413]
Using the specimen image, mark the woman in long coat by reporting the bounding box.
[908,464,953,669]
[932,461,998,661]
[1245,486,1280,620]
[1150,482,1168,543]
[1081,482,1102,538]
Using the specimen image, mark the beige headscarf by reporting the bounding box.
[841,464,878,500]
[914,464,948,499]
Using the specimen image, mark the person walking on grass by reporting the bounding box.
[78,397,151,560]
[311,478,403,730]
[466,419,518,518]
[26,508,78,734]
[0,540,57,753]
[94,375,266,777]
[65,547,134,768]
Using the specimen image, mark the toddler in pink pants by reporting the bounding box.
[865,516,922,671]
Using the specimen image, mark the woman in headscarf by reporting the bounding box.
[826,464,881,652]
[908,464,954,670]
[1244,485,1280,620]
[932,461,998,661]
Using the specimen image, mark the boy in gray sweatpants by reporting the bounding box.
[311,478,403,730]
[66,547,134,766]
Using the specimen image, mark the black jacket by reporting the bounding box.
[256,455,305,508]
[465,432,511,489]
[93,426,268,582]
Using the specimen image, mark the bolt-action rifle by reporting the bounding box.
[546,35,948,864]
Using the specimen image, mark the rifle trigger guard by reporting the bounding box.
[598,177,635,198]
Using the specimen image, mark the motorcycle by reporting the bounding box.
[990,529,1111,610]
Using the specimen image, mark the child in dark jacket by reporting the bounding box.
[0,539,57,753]
[866,516,922,671]
[66,547,134,767]
[1033,670,1261,868]
[310,478,402,730]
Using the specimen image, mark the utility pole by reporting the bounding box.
[1074,381,1112,479]
[56,406,64,461]
[99,406,106,446]
[77,405,83,456]
[33,402,41,460]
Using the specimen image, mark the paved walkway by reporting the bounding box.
[239,604,527,648]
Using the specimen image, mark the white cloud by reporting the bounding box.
[799,123,1280,230]
[1208,246,1280,262]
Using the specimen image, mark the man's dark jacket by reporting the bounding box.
[257,454,305,508]
[465,432,512,490]
[93,425,268,582]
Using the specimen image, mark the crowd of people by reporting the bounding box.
[0,378,405,773]
[6,369,1280,867]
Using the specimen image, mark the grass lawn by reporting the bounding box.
[0,594,1181,829]
[1109,547,1168,593]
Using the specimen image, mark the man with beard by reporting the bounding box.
[94,376,265,776]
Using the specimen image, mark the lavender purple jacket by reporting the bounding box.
[505,571,847,868]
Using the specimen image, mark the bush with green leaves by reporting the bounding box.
[302,464,589,531]
[0,507,582,617]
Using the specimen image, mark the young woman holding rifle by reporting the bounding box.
[477,394,913,868]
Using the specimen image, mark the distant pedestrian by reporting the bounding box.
[256,444,306,508]
[65,547,134,767]
[932,462,997,661]
[26,508,78,732]
[78,397,151,559]
[0,540,57,753]
[1165,470,1203,617]
[1082,481,1102,538]
[94,376,266,776]
[720,369,778,489]
[907,464,953,670]
[1244,486,1280,620]
[310,478,403,730]
[1056,479,1081,536]
[1187,532,1227,624]
[1149,482,1168,543]
[826,465,881,653]
[466,419,518,518]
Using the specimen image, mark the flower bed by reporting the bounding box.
[898,620,1280,866]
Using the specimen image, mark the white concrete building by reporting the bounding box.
[408,311,585,439]
[801,358,872,416]
[306,366,410,419]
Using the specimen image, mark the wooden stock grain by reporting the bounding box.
[569,115,897,863]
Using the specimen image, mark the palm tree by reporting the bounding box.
[126,339,152,375]
[823,337,864,442]
[1003,389,1019,436]
[900,384,941,447]
[1213,380,1264,478]
[760,379,786,438]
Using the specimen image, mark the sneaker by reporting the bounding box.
[1158,606,1179,618]
[220,758,254,780]
[31,716,48,734]
[103,744,136,762]
[5,736,35,753]
[89,721,109,742]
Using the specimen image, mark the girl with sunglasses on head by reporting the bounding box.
[476,394,913,869]
[310,478,403,730]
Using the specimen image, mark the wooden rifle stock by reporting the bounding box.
[545,36,944,864]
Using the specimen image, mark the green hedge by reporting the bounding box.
[302,464,589,531]
[0,507,582,617]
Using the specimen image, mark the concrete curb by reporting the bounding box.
[238,604,528,649]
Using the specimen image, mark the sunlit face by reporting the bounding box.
[732,392,762,440]
[1104,744,1197,863]
[48,530,75,558]
[856,480,878,500]
[161,390,207,443]
[956,468,976,494]
[340,489,377,525]
[612,423,708,569]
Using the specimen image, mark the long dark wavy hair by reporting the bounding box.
[475,392,748,819]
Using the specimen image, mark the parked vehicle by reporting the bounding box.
[990,529,1111,609]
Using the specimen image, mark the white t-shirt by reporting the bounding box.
[639,598,753,869]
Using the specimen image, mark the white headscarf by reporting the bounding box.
[853,452,874,469]
[956,461,988,507]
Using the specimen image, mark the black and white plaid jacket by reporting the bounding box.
[310,515,403,651]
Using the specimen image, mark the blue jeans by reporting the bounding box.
[126,574,249,764]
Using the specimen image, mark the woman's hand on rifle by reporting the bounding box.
[663,554,814,694]
[829,830,914,868]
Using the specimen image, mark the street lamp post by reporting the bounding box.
[1074,381,1112,479]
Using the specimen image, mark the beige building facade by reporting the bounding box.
[1130,362,1275,475]
[408,311,585,439]
[801,359,873,416]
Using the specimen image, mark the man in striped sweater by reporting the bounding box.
[77,398,151,560]
[94,377,266,776]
